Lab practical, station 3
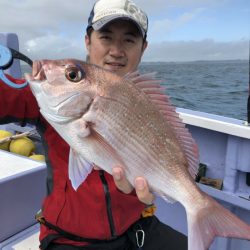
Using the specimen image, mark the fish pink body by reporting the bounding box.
[26,59,250,250]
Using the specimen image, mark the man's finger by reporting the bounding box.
[112,166,133,194]
[134,177,155,205]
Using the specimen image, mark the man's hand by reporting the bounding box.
[112,166,155,205]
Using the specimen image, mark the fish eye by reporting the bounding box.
[65,65,84,82]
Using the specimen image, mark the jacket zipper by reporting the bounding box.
[99,170,117,238]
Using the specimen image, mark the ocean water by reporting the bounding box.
[21,60,249,121]
[139,60,249,121]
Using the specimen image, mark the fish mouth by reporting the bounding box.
[33,61,47,80]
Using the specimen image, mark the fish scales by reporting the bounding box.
[94,78,187,183]
[92,84,171,183]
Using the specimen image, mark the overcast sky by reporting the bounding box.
[0,0,249,62]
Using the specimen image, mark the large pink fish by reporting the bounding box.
[26,59,250,250]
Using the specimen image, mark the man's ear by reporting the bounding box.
[142,40,148,54]
[85,34,90,51]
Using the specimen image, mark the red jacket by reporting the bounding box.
[0,75,145,247]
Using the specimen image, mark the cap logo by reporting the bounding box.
[124,1,147,31]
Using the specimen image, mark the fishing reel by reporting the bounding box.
[0,44,33,88]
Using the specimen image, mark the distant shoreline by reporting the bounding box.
[20,59,248,66]
[141,59,248,64]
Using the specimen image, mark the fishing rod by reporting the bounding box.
[247,39,250,125]
[247,40,250,187]
[0,44,33,88]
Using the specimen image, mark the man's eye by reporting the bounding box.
[100,36,111,40]
[125,39,135,43]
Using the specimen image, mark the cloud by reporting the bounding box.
[0,0,91,59]
[149,8,205,42]
[144,39,249,62]
[136,0,221,15]
[23,34,86,60]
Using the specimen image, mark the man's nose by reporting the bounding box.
[109,41,125,57]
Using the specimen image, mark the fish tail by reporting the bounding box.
[187,194,250,250]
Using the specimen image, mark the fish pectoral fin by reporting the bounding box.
[68,148,93,190]
[74,119,91,138]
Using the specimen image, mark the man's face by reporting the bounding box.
[85,19,147,76]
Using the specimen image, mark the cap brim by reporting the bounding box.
[92,14,145,38]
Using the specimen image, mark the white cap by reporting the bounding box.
[87,0,148,38]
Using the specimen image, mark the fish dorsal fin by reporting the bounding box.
[125,72,199,179]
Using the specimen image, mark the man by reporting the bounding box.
[0,0,187,249]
